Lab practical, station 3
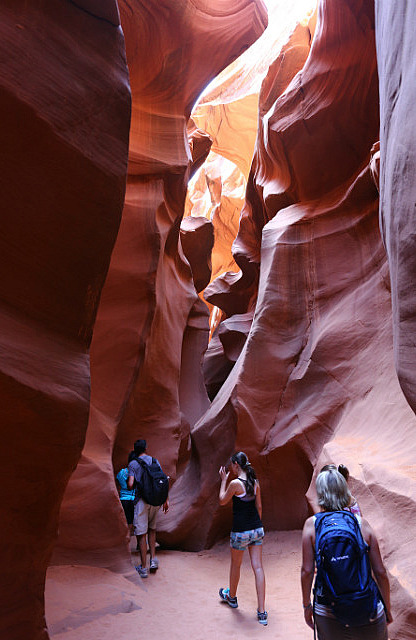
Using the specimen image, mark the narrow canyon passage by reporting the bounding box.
[2,0,416,638]
[46,532,306,640]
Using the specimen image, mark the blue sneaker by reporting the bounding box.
[257,610,268,625]
[219,587,238,608]
[135,565,148,578]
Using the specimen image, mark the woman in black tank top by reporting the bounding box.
[218,451,267,626]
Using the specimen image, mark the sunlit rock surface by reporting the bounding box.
[180,216,214,293]
[375,1,416,417]
[0,1,130,639]
[160,0,416,634]
[53,0,268,573]
[186,4,316,366]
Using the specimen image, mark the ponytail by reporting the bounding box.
[231,451,257,496]
[337,464,350,482]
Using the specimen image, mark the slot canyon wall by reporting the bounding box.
[1,0,416,639]
[0,1,131,638]
[162,0,416,633]
[52,0,269,575]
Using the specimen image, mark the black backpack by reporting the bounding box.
[314,510,380,627]
[135,457,169,506]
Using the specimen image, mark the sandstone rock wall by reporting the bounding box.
[375,0,416,418]
[0,1,130,638]
[53,0,268,574]
[3,0,416,637]
[198,13,316,387]
[159,0,416,635]
[186,4,317,340]
[161,0,381,542]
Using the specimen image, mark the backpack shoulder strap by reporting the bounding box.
[341,509,358,523]
[136,456,157,466]
[314,511,327,525]
[314,510,333,533]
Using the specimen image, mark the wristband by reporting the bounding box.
[303,603,312,609]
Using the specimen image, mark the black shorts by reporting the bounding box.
[121,499,134,525]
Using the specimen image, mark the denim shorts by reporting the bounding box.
[230,527,264,550]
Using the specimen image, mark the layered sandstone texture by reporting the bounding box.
[375,1,416,418]
[158,0,416,636]
[187,8,317,383]
[53,0,269,574]
[6,0,416,638]
[185,2,317,338]
[0,1,130,639]
[372,4,416,630]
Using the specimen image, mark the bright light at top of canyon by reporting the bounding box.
[196,0,316,104]
[262,0,315,16]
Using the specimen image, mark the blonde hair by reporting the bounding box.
[316,468,351,511]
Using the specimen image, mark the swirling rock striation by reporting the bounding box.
[375,1,416,418]
[160,2,416,634]
[199,11,316,388]
[53,0,268,576]
[160,0,416,633]
[0,1,130,638]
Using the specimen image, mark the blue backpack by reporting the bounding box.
[314,510,380,627]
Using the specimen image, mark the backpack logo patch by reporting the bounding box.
[331,555,349,562]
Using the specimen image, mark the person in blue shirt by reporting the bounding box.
[116,451,136,538]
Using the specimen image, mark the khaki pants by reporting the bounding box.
[133,499,160,535]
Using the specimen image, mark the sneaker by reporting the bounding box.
[257,610,268,625]
[219,587,238,608]
[149,557,159,573]
[135,565,148,578]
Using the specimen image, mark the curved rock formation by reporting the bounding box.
[180,216,214,293]
[0,1,130,638]
[191,8,316,381]
[5,0,415,637]
[53,0,268,576]
[375,1,416,417]
[161,0,379,540]
[160,0,416,634]
[186,4,316,295]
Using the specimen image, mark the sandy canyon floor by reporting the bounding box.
[46,531,315,639]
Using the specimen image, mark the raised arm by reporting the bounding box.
[361,519,393,623]
[219,466,241,505]
[301,517,315,630]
